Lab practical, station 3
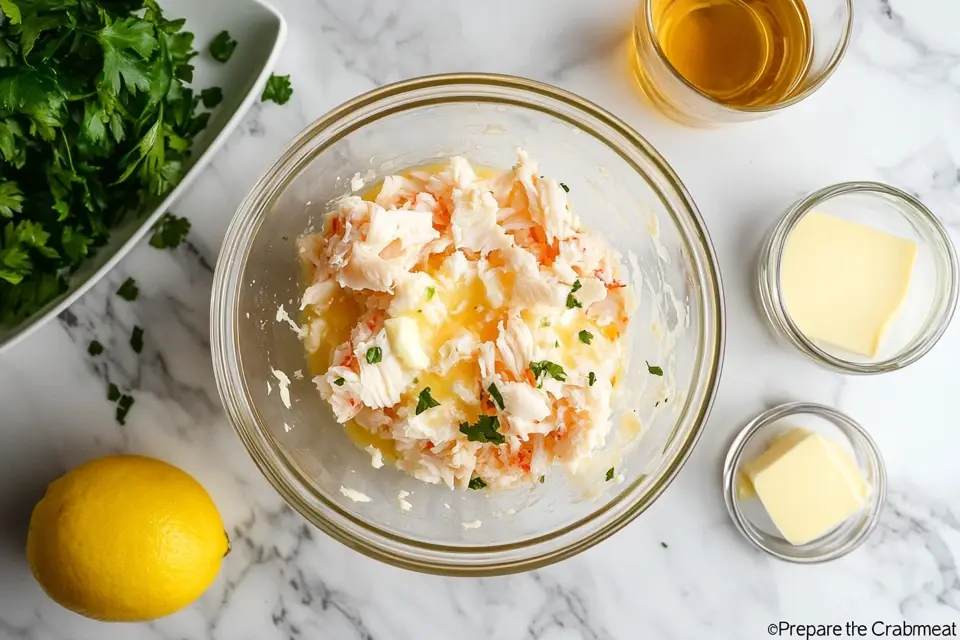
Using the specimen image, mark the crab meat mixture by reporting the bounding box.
[297,150,634,491]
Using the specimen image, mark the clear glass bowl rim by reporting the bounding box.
[210,73,726,575]
[722,401,887,563]
[758,181,959,374]
[639,0,854,115]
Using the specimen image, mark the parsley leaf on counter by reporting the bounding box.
[200,87,223,109]
[468,477,486,490]
[646,361,664,376]
[459,415,505,445]
[117,277,139,301]
[0,1,216,326]
[88,340,104,356]
[415,387,440,415]
[149,213,192,250]
[130,326,144,353]
[530,360,566,387]
[262,74,293,105]
[209,30,237,63]
[116,394,135,425]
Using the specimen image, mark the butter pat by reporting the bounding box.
[743,429,869,545]
[384,317,430,370]
[781,212,917,357]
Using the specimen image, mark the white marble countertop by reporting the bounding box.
[1,0,959,638]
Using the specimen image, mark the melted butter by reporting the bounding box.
[303,285,364,373]
[343,420,399,461]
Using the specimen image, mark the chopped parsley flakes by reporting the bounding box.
[487,383,505,411]
[88,340,104,357]
[415,387,440,415]
[116,394,135,425]
[365,346,382,364]
[209,30,237,63]
[588,371,596,386]
[606,467,615,482]
[333,377,345,386]
[426,286,436,301]
[459,414,505,445]
[150,213,191,250]
[116,277,139,301]
[262,74,293,105]
[468,477,487,490]
[130,326,144,354]
[566,279,583,309]
[646,361,664,376]
[578,329,593,345]
[529,360,566,388]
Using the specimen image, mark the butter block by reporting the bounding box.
[743,429,869,545]
[781,212,917,357]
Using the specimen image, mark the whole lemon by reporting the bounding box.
[27,455,229,622]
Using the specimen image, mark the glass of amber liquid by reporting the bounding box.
[632,0,853,125]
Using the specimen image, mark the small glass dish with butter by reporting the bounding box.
[723,402,886,563]
[758,182,959,374]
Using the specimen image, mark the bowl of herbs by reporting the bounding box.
[0,0,286,354]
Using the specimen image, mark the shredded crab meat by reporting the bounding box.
[298,151,635,491]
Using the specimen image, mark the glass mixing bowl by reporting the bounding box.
[211,74,725,575]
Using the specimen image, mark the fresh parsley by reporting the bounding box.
[0,1,214,327]
[661,541,668,549]
[262,74,293,105]
[646,361,664,376]
[459,414,505,445]
[116,277,139,302]
[566,279,583,309]
[468,477,487,490]
[529,360,566,388]
[560,182,570,193]
[365,346,382,364]
[200,87,223,109]
[116,393,135,425]
[149,213,192,250]
[425,286,436,301]
[88,340,104,356]
[588,371,596,387]
[578,329,593,345]
[539,475,545,484]
[333,377,345,386]
[107,383,121,402]
[487,383,504,411]
[606,467,615,482]
[415,387,440,415]
[130,326,144,354]
[209,30,237,63]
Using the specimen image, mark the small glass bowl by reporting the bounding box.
[758,181,959,374]
[722,402,886,563]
